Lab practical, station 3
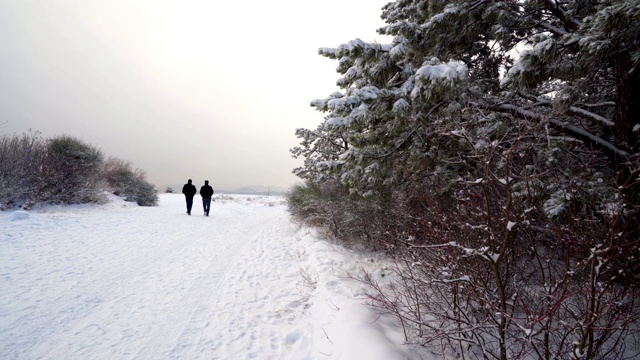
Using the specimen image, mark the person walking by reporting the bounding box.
[182,179,197,215]
[200,180,214,216]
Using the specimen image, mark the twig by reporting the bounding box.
[322,326,334,344]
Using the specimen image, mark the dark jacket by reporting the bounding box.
[200,185,214,198]
[182,183,197,197]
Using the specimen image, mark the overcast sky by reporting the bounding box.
[0,0,390,191]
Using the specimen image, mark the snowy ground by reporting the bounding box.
[0,193,428,359]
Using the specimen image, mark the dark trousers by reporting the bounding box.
[202,197,212,214]
[185,196,194,213]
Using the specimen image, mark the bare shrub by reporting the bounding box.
[287,181,345,237]
[0,131,47,208]
[1,132,106,207]
[103,157,158,206]
[355,123,640,359]
[0,131,158,209]
[287,180,412,249]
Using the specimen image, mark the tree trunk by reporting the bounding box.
[614,52,640,153]
[614,52,640,237]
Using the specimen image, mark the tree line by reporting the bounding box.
[0,131,158,209]
[288,1,640,359]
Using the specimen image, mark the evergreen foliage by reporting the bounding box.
[291,1,640,358]
[288,180,409,244]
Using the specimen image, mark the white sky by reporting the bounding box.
[0,0,391,190]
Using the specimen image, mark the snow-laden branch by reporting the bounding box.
[416,60,468,85]
[542,0,582,31]
[517,93,614,127]
[497,104,628,157]
[365,102,445,160]
[569,106,614,127]
[468,0,491,11]
[538,20,569,36]
[582,101,616,108]
[410,241,502,264]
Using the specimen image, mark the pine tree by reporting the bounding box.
[299,0,639,201]
[293,1,640,358]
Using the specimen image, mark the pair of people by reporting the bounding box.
[182,179,214,216]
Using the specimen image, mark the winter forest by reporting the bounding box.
[289,1,640,359]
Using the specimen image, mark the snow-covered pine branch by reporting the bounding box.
[496,103,627,157]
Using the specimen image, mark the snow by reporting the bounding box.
[392,98,409,113]
[326,117,352,127]
[336,39,366,53]
[0,193,427,359]
[487,253,500,263]
[543,190,570,218]
[9,210,29,221]
[389,43,405,59]
[415,60,467,84]
[501,60,526,86]
[532,38,555,53]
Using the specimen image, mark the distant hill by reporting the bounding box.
[215,185,289,196]
[162,184,292,196]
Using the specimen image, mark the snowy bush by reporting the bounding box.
[287,180,412,250]
[0,132,105,207]
[133,180,159,207]
[287,181,348,238]
[359,138,640,359]
[0,131,47,208]
[0,131,158,209]
[42,134,105,204]
[103,157,158,206]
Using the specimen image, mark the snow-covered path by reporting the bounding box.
[1,194,419,360]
